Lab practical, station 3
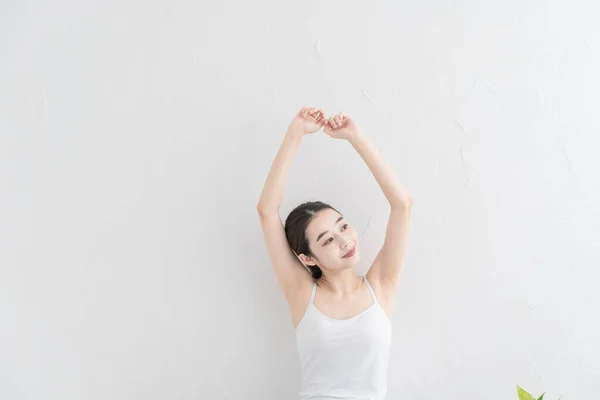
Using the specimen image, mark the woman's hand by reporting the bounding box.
[324,112,362,141]
[288,106,326,135]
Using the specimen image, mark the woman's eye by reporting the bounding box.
[324,224,348,245]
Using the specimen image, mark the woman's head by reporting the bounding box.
[284,201,359,280]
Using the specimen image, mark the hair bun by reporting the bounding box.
[311,266,323,279]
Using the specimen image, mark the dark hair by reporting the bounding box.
[284,201,342,280]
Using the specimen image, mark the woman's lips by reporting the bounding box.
[343,247,356,258]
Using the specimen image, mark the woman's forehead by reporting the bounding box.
[313,209,342,226]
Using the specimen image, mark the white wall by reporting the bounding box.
[1,1,599,399]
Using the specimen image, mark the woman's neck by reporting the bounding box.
[319,269,363,297]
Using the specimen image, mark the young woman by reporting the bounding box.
[257,106,413,399]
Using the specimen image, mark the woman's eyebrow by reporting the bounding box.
[316,216,344,243]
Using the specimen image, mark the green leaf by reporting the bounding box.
[517,385,536,400]
[537,394,545,400]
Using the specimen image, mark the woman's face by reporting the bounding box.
[301,208,360,272]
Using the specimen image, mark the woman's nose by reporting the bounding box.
[340,238,351,248]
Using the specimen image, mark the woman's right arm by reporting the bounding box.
[257,106,324,212]
[256,127,304,213]
[256,107,325,298]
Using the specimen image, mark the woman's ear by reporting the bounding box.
[298,253,317,266]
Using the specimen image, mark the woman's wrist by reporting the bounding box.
[286,125,304,140]
[347,129,365,145]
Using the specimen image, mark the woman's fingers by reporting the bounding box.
[334,115,342,127]
[321,112,351,130]
[301,107,326,122]
[329,116,337,128]
[310,109,322,123]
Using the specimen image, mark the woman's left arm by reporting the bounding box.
[350,132,413,289]
[324,113,413,290]
[349,132,412,209]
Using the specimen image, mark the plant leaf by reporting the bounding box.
[517,385,536,400]
[537,394,545,400]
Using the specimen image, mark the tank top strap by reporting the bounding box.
[309,281,317,305]
[364,276,379,304]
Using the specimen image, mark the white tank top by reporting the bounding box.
[294,276,392,400]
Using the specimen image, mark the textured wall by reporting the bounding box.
[1,0,599,399]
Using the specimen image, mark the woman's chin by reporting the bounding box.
[343,253,359,262]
